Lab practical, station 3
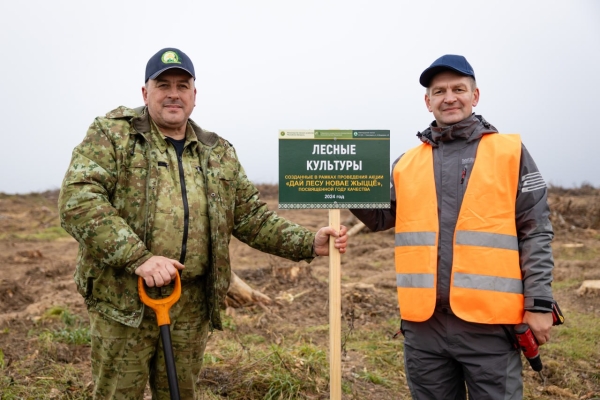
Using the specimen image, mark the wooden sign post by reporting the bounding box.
[328,209,341,399]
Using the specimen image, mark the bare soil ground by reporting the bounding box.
[0,185,599,399]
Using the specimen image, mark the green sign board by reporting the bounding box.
[278,129,390,209]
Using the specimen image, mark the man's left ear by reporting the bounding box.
[472,88,480,107]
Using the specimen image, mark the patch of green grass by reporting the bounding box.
[0,304,93,398]
[10,226,71,241]
[296,325,329,337]
[201,340,330,399]
[553,245,599,261]
[242,333,266,345]
[217,340,245,359]
[261,344,328,399]
[522,309,600,396]
[338,317,406,393]
[296,343,327,369]
[221,313,237,331]
[349,332,403,369]
[545,311,600,362]
[358,368,389,386]
[342,381,352,394]
[42,306,82,328]
[303,324,329,334]
[39,306,91,345]
[43,306,76,324]
[53,326,91,345]
[0,359,91,399]
[551,279,581,291]
[203,352,222,366]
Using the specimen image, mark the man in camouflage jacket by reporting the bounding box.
[59,47,347,399]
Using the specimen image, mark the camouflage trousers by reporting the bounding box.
[88,281,210,400]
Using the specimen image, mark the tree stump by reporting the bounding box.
[576,280,600,297]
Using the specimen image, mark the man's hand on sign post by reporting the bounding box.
[313,225,348,256]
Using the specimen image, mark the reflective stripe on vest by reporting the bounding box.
[394,134,524,324]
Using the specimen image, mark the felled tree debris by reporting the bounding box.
[225,270,272,308]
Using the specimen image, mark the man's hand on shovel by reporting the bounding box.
[135,256,185,287]
[137,257,184,400]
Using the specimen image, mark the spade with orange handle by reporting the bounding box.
[138,272,182,400]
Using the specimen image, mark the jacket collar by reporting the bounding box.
[417,114,498,147]
[131,106,219,147]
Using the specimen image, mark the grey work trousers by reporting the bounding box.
[402,310,523,400]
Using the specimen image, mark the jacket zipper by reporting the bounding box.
[202,145,218,331]
[177,154,189,265]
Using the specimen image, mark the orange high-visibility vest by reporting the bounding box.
[393,134,524,324]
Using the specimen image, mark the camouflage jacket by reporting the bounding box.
[59,106,316,330]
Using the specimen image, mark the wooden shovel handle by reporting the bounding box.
[138,272,181,326]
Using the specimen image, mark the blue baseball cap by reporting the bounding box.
[419,54,475,87]
[145,48,195,83]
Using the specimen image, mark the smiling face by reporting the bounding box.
[142,69,196,138]
[424,71,479,127]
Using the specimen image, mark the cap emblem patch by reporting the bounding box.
[161,51,181,64]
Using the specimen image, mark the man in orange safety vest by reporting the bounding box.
[351,54,555,399]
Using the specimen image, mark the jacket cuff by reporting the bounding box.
[302,232,317,262]
[125,251,153,275]
[524,297,554,313]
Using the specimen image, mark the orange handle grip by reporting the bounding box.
[138,272,181,326]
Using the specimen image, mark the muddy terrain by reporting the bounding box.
[0,185,599,399]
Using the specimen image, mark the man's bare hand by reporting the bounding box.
[313,225,348,256]
[522,310,553,345]
[135,256,185,287]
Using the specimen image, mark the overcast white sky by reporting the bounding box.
[1,0,598,194]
